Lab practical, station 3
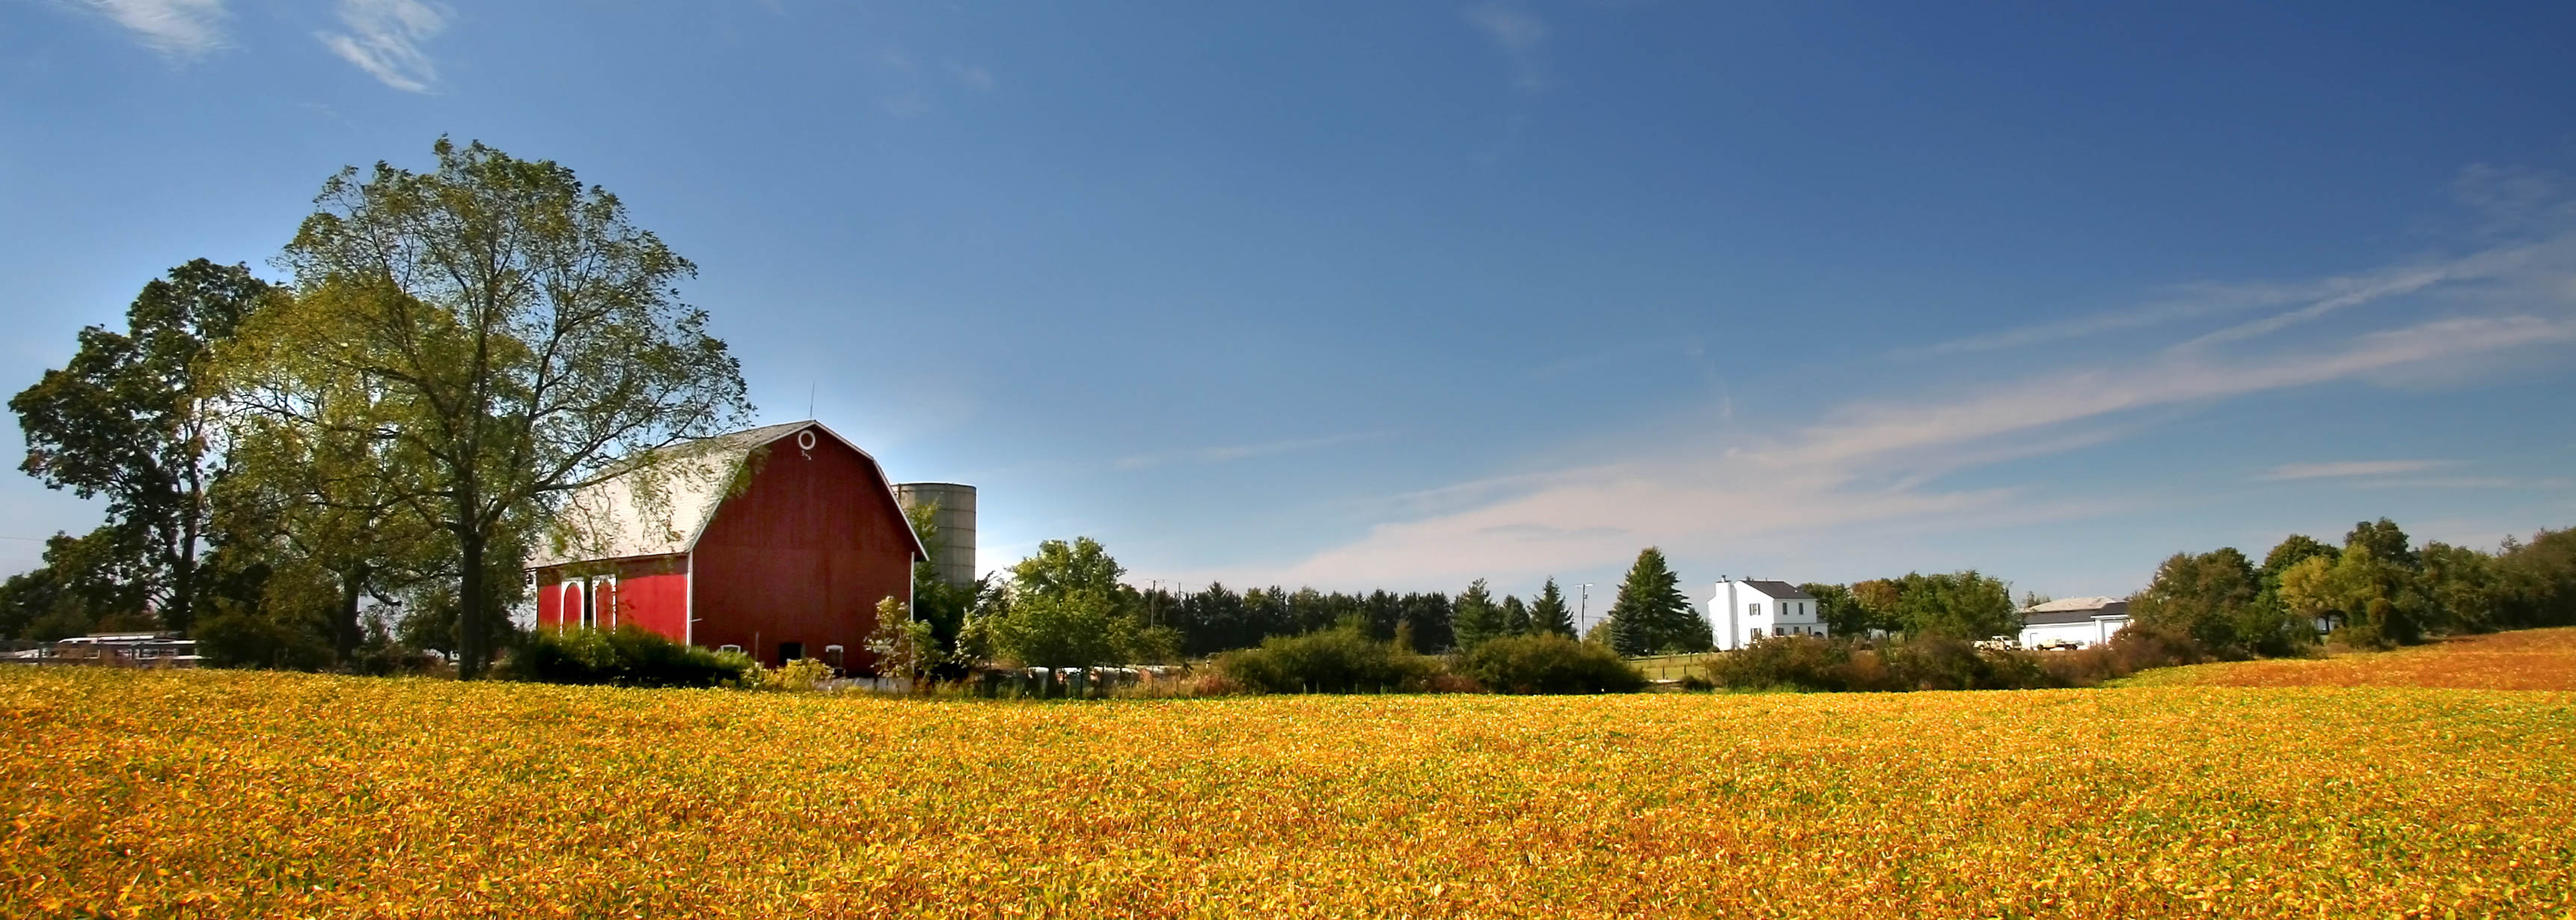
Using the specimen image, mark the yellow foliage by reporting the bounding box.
[741,656,832,692]
[2,667,2572,918]
[2126,626,2576,690]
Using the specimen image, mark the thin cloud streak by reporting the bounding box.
[1221,191,2576,590]
[1915,238,2557,357]
[2260,460,2457,481]
[1116,431,1389,471]
[318,0,450,93]
[70,0,228,58]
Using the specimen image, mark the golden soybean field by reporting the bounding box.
[4,666,2572,919]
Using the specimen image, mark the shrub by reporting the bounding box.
[1214,627,1440,693]
[504,626,753,689]
[1701,635,1853,691]
[1700,631,2209,692]
[741,657,832,692]
[1458,634,1647,694]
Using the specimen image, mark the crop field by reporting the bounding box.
[4,668,2572,919]
[2121,627,2576,691]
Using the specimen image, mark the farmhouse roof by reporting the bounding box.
[1737,580,1814,600]
[2019,597,2130,625]
[528,420,927,569]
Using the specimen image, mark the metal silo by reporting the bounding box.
[893,482,977,587]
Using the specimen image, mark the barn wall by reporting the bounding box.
[692,433,916,669]
[536,579,563,631]
[533,557,689,641]
[613,570,691,642]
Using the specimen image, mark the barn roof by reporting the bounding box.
[529,420,928,569]
[2019,597,2131,625]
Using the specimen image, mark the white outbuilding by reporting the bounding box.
[2016,597,2132,649]
[1711,579,1828,651]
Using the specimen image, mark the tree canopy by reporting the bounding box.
[11,259,275,633]
[229,138,753,675]
[1605,547,1708,656]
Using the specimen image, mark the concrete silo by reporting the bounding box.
[893,482,977,588]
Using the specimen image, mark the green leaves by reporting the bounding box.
[1604,547,1707,656]
[239,138,754,675]
[8,259,274,633]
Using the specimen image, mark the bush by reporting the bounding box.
[1457,633,1648,694]
[1700,630,2218,692]
[195,605,334,671]
[1214,627,1440,693]
[1701,635,1854,691]
[742,657,832,692]
[503,626,753,689]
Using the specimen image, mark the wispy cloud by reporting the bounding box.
[317,0,450,93]
[1208,167,2576,590]
[866,50,995,115]
[947,62,995,91]
[1464,6,1548,91]
[2351,476,2576,490]
[1916,246,2540,357]
[1117,432,1389,471]
[2258,460,2457,481]
[67,0,229,58]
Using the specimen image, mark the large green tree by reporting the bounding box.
[2260,534,2337,589]
[985,536,1169,667]
[2127,547,2304,657]
[11,260,274,632]
[239,138,752,677]
[988,589,1131,669]
[1801,582,1879,638]
[1604,547,1708,656]
[2495,528,2576,628]
[1882,571,2016,639]
[207,351,450,664]
[1010,537,1125,600]
[0,527,156,642]
[1451,579,1505,652]
[1531,578,1576,638]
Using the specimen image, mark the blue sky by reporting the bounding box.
[6,1,2575,608]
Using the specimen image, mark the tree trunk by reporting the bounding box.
[335,564,368,664]
[458,533,486,679]
[171,496,199,634]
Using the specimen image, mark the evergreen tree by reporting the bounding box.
[1531,578,1576,638]
[1451,579,1505,652]
[1605,548,1704,655]
[1501,595,1532,636]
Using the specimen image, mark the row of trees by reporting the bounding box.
[906,538,1647,671]
[952,517,2576,674]
[932,538,2026,669]
[0,139,753,677]
[2129,519,2576,655]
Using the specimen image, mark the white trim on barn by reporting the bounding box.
[530,420,928,570]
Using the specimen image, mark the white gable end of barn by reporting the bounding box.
[530,421,924,570]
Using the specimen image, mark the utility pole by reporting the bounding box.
[1578,582,1595,636]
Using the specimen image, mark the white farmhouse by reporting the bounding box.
[2017,597,2132,649]
[1711,579,1827,651]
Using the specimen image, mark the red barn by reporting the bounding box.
[528,421,926,671]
